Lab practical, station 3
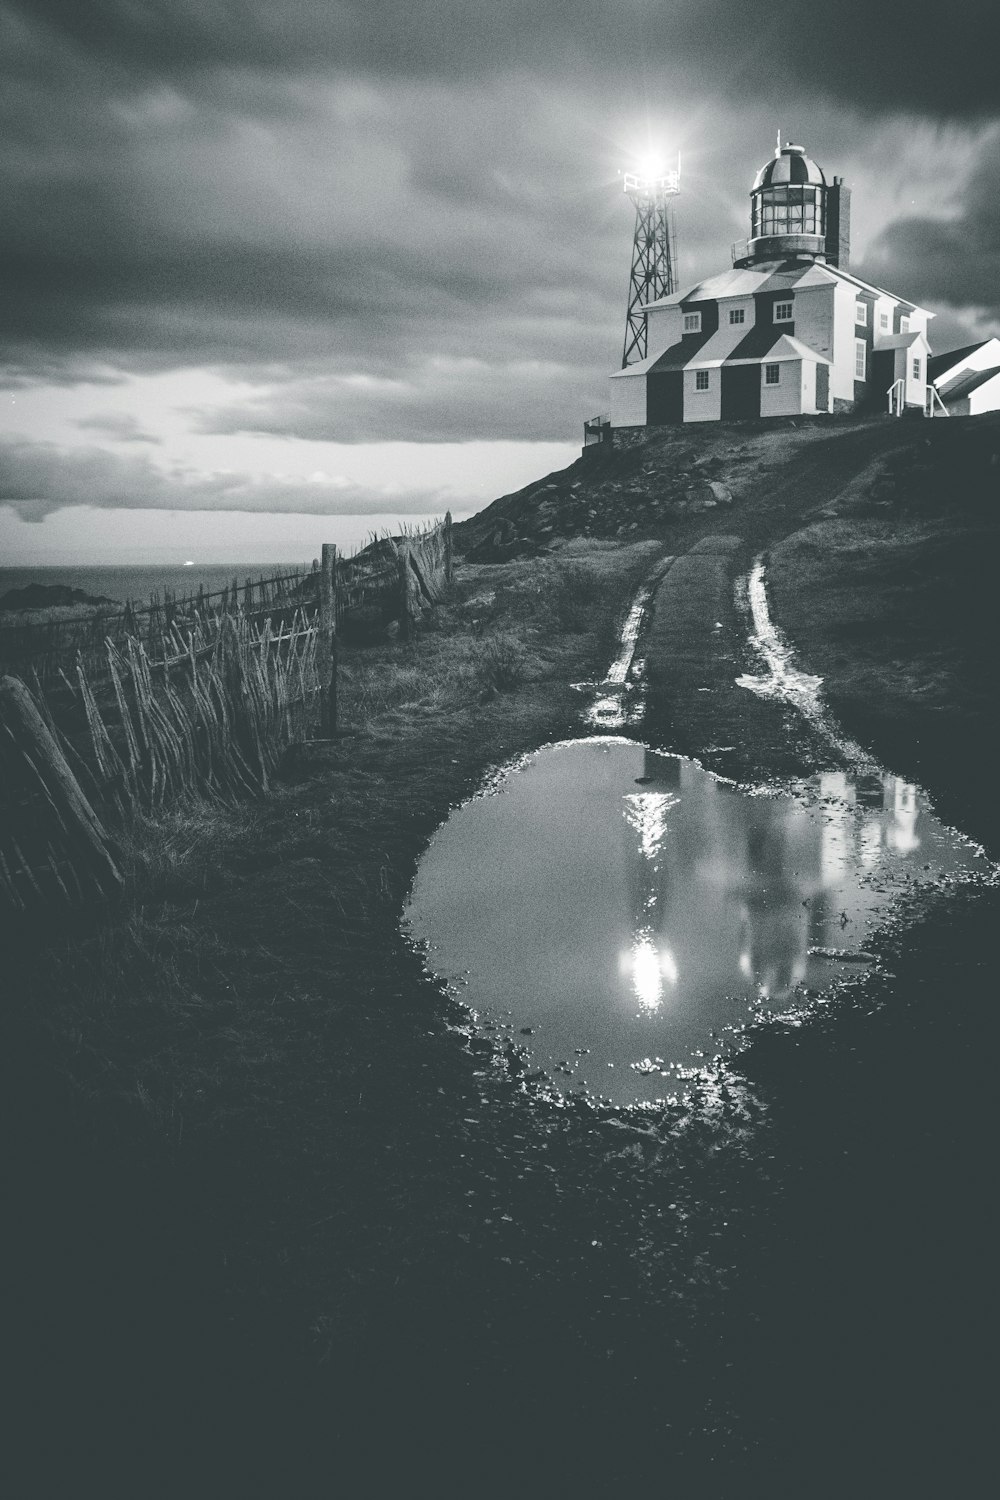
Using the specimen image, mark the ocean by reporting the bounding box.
[0,563,313,610]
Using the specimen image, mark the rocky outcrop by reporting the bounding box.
[0,583,117,612]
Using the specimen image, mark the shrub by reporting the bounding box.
[474,634,526,694]
[553,562,603,632]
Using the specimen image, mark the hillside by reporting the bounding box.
[456,410,998,560]
[5,409,999,1493]
[458,410,1000,847]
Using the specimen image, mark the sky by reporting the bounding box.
[2,2,997,563]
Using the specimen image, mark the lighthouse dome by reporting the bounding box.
[736,142,830,267]
[752,143,827,191]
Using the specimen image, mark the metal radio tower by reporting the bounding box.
[621,158,680,367]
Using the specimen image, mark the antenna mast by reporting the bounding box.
[621,155,680,368]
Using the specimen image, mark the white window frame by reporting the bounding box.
[728,307,746,325]
[773,301,793,323]
[683,311,702,333]
[854,339,867,380]
[764,363,780,386]
[912,357,922,382]
[694,369,710,392]
[900,315,910,333]
[855,301,867,325]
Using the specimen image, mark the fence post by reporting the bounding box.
[317,543,338,736]
[397,545,412,641]
[444,510,453,583]
[0,674,122,899]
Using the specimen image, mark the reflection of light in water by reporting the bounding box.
[605,594,649,684]
[620,931,679,1011]
[739,907,808,1001]
[860,821,883,869]
[737,559,881,772]
[622,791,680,861]
[820,771,854,886]
[589,692,624,726]
[887,778,920,853]
[585,586,654,728]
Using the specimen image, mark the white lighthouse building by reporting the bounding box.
[609,142,933,429]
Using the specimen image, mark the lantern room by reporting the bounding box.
[733,141,850,270]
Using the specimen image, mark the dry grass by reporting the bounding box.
[5,538,676,1487]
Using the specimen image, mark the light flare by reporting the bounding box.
[620,931,679,1011]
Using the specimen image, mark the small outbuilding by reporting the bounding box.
[929,338,1000,416]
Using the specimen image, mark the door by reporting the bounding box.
[815,363,830,412]
[721,364,760,420]
[647,370,684,425]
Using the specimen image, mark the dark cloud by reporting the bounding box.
[859,129,1000,322]
[1,0,996,460]
[5,2,996,117]
[0,437,458,520]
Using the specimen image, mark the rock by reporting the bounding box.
[463,591,497,614]
[683,479,731,511]
[0,583,118,611]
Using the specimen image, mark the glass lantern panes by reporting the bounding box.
[753,184,825,239]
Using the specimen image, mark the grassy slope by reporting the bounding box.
[7,412,999,1494]
[768,411,1000,849]
[11,540,715,1493]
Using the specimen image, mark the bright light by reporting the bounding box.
[622,790,679,861]
[623,150,681,198]
[620,931,679,1011]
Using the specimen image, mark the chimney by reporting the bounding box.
[825,177,851,269]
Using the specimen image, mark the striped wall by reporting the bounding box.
[611,257,933,426]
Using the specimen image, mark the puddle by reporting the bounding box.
[405,739,986,1105]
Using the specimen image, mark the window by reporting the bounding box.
[754,184,824,237]
[774,301,793,322]
[912,357,922,381]
[694,370,710,391]
[728,307,745,325]
[900,315,910,333]
[683,312,702,333]
[855,301,867,325]
[764,363,780,386]
[880,312,889,331]
[855,339,866,379]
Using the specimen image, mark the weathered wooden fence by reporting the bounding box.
[0,566,311,687]
[0,515,454,913]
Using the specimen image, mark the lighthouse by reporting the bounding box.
[609,141,932,429]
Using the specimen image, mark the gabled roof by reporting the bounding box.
[644,260,831,309]
[608,350,662,379]
[645,331,830,375]
[928,339,1000,382]
[878,331,927,350]
[644,258,932,317]
[738,333,830,366]
[938,365,1000,402]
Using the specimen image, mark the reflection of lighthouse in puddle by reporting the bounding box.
[616,755,928,1015]
[818,769,921,882]
[618,754,681,1011]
